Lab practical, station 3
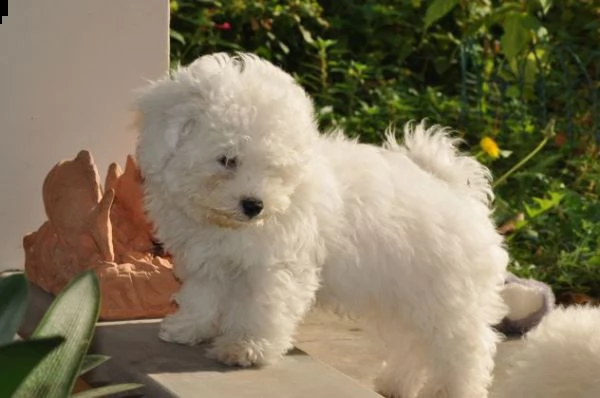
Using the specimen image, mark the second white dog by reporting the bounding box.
[135,53,509,398]
[491,305,600,398]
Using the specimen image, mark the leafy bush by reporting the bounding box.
[0,271,141,397]
[170,0,600,298]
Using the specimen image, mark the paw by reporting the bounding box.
[207,338,280,367]
[375,383,405,398]
[375,387,417,398]
[374,375,422,398]
[376,391,402,398]
[158,313,215,345]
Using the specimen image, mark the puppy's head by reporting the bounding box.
[135,53,318,229]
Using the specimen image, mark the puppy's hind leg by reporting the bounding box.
[373,322,429,398]
[417,312,500,398]
[208,263,319,367]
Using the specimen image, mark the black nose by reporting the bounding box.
[240,197,264,218]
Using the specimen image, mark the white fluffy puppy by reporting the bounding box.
[135,53,508,398]
[491,305,600,398]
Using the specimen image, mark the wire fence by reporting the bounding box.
[459,40,600,142]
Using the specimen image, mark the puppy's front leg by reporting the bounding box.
[159,274,224,345]
[208,263,318,367]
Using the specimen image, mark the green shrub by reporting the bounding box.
[170,0,600,298]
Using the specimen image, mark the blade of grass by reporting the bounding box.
[0,336,64,397]
[13,270,101,398]
[0,273,28,345]
[79,354,110,376]
[71,383,144,398]
[493,119,556,188]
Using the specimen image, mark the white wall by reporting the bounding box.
[0,0,169,271]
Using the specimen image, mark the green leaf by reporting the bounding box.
[464,3,524,37]
[524,192,564,219]
[433,56,452,74]
[537,0,552,14]
[13,270,101,398]
[79,354,110,376]
[71,384,143,398]
[522,14,542,31]
[499,150,513,158]
[170,29,186,45]
[0,273,28,345]
[298,25,314,44]
[278,40,290,54]
[500,13,532,61]
[0,336,64,398]
[424,0,459,29]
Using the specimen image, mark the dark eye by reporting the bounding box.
[218,155,238,170]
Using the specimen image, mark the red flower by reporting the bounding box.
[554,132,567,147]
[214,22,231,30]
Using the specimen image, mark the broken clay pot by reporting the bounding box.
[24,150,180,320]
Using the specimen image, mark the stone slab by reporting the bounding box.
[296,309,381,388]
[20,283,382,398]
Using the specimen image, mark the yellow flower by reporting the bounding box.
[480,136,500,159]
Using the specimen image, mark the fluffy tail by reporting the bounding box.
[384,121,494,207]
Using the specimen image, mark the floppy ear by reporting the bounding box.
[134,53,239,177]
[134,76,198,177]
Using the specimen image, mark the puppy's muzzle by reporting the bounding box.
[240,197,264,219]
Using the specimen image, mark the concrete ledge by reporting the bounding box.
[20,284,381,398]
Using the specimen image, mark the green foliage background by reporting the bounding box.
[170,0,600,299]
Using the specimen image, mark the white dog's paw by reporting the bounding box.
[374,367,425,398]
[375,381,411,398]
[207,337,281,367]
[158,313,215,345]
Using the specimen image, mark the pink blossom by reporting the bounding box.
[214,22,231,30]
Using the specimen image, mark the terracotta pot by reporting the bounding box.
[24,150,180,320]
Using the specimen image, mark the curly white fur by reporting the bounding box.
[134,52,509,398]
[491,305,600,398]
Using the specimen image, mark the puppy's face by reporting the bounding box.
[164,117,308,229]
[136,53,318,229]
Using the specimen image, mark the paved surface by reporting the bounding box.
[20,284,382,398]
[21,281,521,397]
[89,320,382,398]
[296,309,380,389]
[296,308,526,395]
